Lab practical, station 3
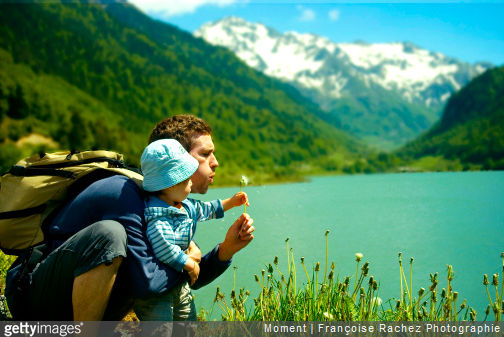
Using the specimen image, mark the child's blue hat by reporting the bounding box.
[141,139,198,192]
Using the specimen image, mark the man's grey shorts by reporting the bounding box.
[7,220,127,320]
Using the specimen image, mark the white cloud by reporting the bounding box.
[328,9,340,21]
[128,0,243,18]
[296,5,315,22]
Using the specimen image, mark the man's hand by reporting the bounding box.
[218,213,254,261]
[187,240,202,264]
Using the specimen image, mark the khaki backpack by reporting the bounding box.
[0,150,143,255]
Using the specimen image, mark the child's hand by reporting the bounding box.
[185,258,200,286]
[231,192,249,208]
[222,192,250,212]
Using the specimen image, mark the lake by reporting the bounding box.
[192,171,504,320]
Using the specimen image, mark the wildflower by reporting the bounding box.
[483,274,489,285]
[285,237,289,243]
[274,256,279,265]
[362,262,370,276]
[245,290,250,296]
[239,176,248,214]
[396,300,401,309]
[421,306,428,317]
[328,270,334,280]
[453,292,458,301]
[373,280,378,291]
[331,262,335,270]
[371,297,382,306]
[255,274,260,283]
[231,290,236,299]
[460,299,467,309]
[431,291,437,303]
[441,288,446,298]
[267,264,273,273]
[261,269,265,276]
[325,230,329,236]
[492,273,499,286]
[323,312,334,320]
[410,257,414,264]
[355,253,363,262]
[368,276,374,286]
[315,262,320,272]
[300,257,305,264]
[446,265,454,281]
[485,305,491,316]
[418,287,425,297]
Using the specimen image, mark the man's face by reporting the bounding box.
[189,134,218,194]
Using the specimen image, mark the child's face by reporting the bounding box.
[168,178,192,203]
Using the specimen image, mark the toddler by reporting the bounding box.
[139,138,248,320]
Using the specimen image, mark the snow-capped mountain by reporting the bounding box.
[195,17,491,109]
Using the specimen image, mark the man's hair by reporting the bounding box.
[148,115,212,151]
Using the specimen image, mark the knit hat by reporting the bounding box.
[141,139,198,192]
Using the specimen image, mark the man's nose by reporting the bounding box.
[210,154,219,168]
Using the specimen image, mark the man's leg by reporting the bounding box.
[10,220,127,320]
[73,256,123,320]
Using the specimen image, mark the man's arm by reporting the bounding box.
[192,213,255,290]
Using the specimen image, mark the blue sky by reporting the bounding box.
[128,1,504,65]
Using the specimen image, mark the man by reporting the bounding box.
[6,114,255,320]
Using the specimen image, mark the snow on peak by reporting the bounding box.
[195,17,492,106]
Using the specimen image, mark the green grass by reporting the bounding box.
[0,251,16,320]
[204,231,504,322]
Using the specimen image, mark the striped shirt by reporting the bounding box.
[144,196,224,271]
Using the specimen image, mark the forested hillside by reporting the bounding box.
[399,66,504,170]
[0,1,366,184]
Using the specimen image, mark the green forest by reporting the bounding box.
[0,0,502,186]
[399,66,504,171]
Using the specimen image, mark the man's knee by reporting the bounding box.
[87,220,127,252]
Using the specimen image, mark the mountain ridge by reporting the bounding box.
[195,16,493,149]
[399,65,504,170]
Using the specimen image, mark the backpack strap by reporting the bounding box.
[0,204,47,220]
[12,243,48,320]
[9,166,77,179]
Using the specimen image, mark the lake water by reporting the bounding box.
[192,171,504,320]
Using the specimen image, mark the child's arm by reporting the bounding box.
[222,192,249,212]
[183,257,200,286]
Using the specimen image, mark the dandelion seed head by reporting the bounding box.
[240,175,248,187]
[371,297,382,306]
[355,253,363,261]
